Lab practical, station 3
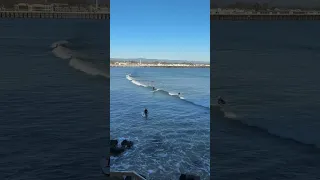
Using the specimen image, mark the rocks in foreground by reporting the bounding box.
[110,139,134,156]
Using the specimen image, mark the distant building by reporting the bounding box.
[31,4,53,11]
[51,3,70,12]
[11,3,95,12]
[99,6,109,12]
[14,3,29,11]
[14,3,53,12]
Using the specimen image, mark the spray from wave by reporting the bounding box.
[211,104,237,119]
[51,40,109,78]
[126,74,209,109]
[126,75,148,87]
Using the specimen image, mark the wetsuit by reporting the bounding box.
[218,98,226,105]
[144,109,148,116]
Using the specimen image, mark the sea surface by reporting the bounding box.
[0,19,109,180]
[110,67,210,179]
[211,21,320,180]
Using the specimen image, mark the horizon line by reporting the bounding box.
[110,57,210,62]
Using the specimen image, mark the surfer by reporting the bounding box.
[152,87,156,90]
[217,96,226,105]
[178,92,180,96]
[144,108,148,116]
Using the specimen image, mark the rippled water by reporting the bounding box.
[211,21,320,180]
[0,19,109,180]
[111,67,210,179]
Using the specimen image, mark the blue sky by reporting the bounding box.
[110,0,210,62]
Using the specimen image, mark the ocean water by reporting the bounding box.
[110,68,210,179]
[211,21,320,180]
[0,19,109,180]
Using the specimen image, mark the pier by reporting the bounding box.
[211,8,320,20]
[211,14,320,21]
[0,11,109,19]
[0,1,109,20]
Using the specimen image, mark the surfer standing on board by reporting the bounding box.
[217,96,226,105]
[144,108,148,117]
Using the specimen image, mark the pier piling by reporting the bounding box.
[0,11,109,20]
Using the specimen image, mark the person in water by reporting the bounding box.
[152,87,156,90]
[144,108,148,116]
[217,96,226,105]
[178,92,180,96]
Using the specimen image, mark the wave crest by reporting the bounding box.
[212,104,320,148]
[126,74,209,109]
[51,40,109,78]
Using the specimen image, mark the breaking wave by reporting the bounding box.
[51,40,109,78]
[126,74,209,109]
[211,104,320,149]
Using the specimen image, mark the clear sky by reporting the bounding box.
[110,0,210,62]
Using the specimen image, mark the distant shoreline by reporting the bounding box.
[110,65,209,68]
[110,61,210,68]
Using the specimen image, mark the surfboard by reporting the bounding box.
[141,112,146,117]
[100,158,110,175]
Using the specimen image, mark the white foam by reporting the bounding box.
[169,92,185,99]
[126,74,133,81]
[50,40,109,79]
[69,58,109,78]
[168,92,177,96]
[221,107,237,119]
[224,111,237,119]
[131,80,148,87]
[126,75,148,87]
[52,46,72,60]
[124,75,210,109]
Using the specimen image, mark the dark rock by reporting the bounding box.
[110,147,125,156]
[121,139,133,148]
[179,174,200,180]
[110,140,118,147]
[110,139,134,156]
